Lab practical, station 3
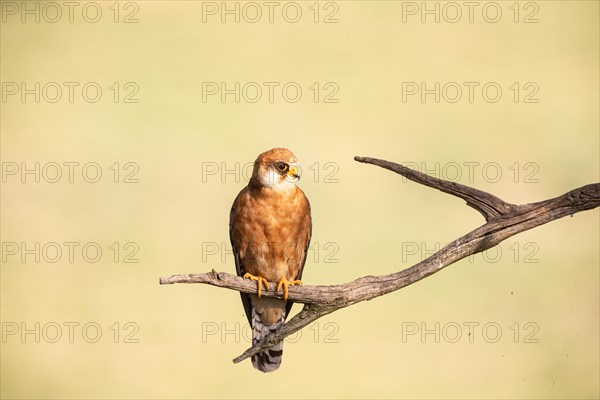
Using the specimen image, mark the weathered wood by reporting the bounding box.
[160,156,600,364]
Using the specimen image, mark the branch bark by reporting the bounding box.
[160,156,600,364]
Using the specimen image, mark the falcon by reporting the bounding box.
[229,148,312,372]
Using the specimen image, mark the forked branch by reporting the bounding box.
[160,156,600,364]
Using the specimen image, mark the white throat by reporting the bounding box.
[260,170,297,192]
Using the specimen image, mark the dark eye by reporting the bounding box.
[276,162,288,172]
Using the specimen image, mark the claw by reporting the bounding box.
[243,272,270,297]
[276,277,302,301]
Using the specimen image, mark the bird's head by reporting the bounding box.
[250,148,301,191]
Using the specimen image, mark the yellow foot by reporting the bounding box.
[276,277,302,301]
[243,273,270,298]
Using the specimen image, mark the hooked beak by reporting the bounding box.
[288,164,300,180]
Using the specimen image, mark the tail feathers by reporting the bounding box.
[251,308,285,373]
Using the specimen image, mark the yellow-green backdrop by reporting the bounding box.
[1,1,598,398]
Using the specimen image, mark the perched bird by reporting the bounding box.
[229,148,312,372]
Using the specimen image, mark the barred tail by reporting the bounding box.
[251,307,284,373]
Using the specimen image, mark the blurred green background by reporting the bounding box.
[1,1,598,398]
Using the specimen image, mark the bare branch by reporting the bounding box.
[160,157,600,364]
[354,156,518,220]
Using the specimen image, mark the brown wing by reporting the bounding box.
[285,189,312,319]
[229,188,253,326]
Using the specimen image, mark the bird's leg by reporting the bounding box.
[243,272,270,298]
[276,277,303,301]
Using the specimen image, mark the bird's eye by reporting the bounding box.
[276,162,288,172]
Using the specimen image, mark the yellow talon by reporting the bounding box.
[243,273,270,297]
[276,277,302,301]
